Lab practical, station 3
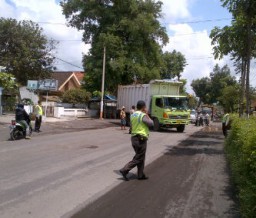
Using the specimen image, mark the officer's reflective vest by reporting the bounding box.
[222,113,230,126]
[131,111,149,138]
[35,105,43,116]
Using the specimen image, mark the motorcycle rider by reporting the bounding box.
[15,103,31,139]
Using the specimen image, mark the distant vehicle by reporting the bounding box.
[190,110,197,124]
[117,80,190,133]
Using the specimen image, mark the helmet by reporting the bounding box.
[17,103,24,109]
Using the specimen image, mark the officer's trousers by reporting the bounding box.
[35,115,42,131]
[122,135,147,178]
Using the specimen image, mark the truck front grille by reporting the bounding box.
[169,115,188,119]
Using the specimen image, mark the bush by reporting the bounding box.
[62,88,91,105]
[225,116,256,217]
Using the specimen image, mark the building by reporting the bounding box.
[52,71,84,92]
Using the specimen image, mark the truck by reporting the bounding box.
[117,80,190,132]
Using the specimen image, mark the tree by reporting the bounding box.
[0,72,18,91]
[191,64,238,109]
[62,88,91,106]
[191,77,211,106]
[218,85,240,112]
[0,18,57,86]
[61,0,168,93]
[160,50,187,80]
[187,94,198,109]
[209,64,237,103]
[210,0,256,116]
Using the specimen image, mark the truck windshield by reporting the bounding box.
[163,97,188,110]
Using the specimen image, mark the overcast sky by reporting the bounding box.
[2,0,255,92]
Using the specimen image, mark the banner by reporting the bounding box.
[38,79,58,91]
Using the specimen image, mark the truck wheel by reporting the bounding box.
[153,118,160,131]
[177,125,185,133]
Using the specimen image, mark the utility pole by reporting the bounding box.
[0,87,3,115]
[100,46,106,119]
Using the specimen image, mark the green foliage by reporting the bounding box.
[62,88,91,105]
[191,64,238,108]
[191,77,211,105]
[187,94,198,109]
[0,72,18,91]
[61,0,169,93]
[225,116,256,217]
[210,0,256,116]
[0,18,57,85]
[209,64,237,103]
[218,85,240,112]
[160,50,187,80]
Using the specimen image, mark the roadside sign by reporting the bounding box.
[38,79,58,91]
[27,80,38,90]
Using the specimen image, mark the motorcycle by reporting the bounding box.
[9,119,32,140]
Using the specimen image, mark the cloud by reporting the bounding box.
[164,23,222,93]
[160,0,191,21]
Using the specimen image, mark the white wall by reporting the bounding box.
[19,86,39,105]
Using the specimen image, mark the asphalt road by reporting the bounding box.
[73,124,240,218]
[0,121,239,218]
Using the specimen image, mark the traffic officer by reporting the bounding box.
[34,101,43,132]
[222,112,230,137]
[119,100,154,181]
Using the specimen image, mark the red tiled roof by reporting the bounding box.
[52,71,85,89]
[74,72,84,82]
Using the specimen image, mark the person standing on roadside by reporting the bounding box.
[129,105,136,134]
[34,101,43,132]
[119,100,154,181]
[120,106,126,130]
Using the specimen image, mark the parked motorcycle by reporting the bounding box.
[10,120,32,140]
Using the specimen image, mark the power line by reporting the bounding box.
[37,17,232,27]
[186,56,214,60]
[38,21,67,25]
[54,56,83,70]
[161,17,232,25]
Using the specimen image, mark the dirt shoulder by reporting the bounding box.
[0,117,120,141]
[72,123,240,218]
[35,118,120,136]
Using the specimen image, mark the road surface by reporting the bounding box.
[0,121,239,218]
[72,124,240,218]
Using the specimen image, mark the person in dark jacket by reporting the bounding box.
[15,104,31,139]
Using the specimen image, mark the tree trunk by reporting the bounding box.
[239,59,246,117]
[245,17,252,117]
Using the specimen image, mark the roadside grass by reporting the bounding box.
[225,115,256,218]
